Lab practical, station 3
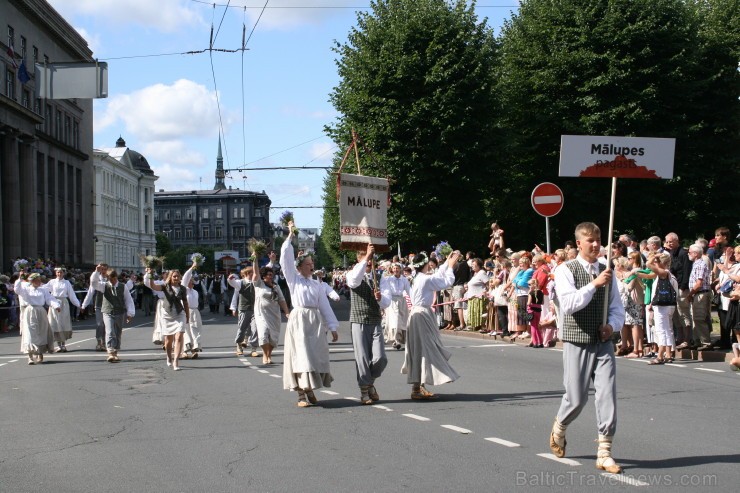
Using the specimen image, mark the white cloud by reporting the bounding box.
[95,79,224,140]
[308,141,335,163]
[73,26,102,56]
[244,0,361,31]
[49,0,204,32]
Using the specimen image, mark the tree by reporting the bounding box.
[496,0,739,246]
[155,233,172,257]
[325,0,499,254]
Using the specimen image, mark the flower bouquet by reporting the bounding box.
[139,254,165,270]
[279,210,299,235]
[190,252,205,268]
[434,241,453,259]
[248,238,268,261]
[13,258,29,273]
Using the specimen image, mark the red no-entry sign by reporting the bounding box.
[531,182,564,218]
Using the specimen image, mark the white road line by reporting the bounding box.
[601,473,649,487]
[484,437,520,448]
[248,366,259,370]
[257,369,269,374]
[537,453,582,466]
[441,425,471,434]
[8,359,18,363]
[0,363,6,367]
[320,390,339,395]
[373,405,393,411]
[269,374,281,379]
[402,414,430,422]
[695,368,724,373]
[344,396,361,401]
[548,348,563,352]
[665,363,686,367]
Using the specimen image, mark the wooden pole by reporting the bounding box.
[602,177,617,326]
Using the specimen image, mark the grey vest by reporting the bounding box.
[561,260,606,345]
[350,276,382,325]
[162,285,188,317]
[237,280,255,311]
[101,282,126,315]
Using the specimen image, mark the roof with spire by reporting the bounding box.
[102,136,155,176]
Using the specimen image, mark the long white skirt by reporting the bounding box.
[20,306,55,355]
[48,297,73,342]
[255,300,281,348]
[160,309,186,336]
[282,307,332,390]
[385,296,409,344]
[152,299,163,345]
[402,306,459,386]
[183,308,202,350]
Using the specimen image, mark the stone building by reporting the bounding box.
[1,0,95,271]
[153,139,271,259]
[92,137,158,271]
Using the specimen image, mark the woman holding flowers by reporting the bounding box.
[181,256,204,358]
[252,262,290,365]
[280,220,339,407]
[144,268,189,371]
[15,272,61,364]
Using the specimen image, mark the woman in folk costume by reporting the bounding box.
[380,262,411,350]
[402,251,461,399]
[181,261,204,359]
[45,267,80,352]
[144,268,189,371]
[14,272,61,365]
[280,221,339,407]
[251,262,290,365]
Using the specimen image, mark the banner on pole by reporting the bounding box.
[559,135,675,179]
[338,173,389,252]
[35,62,108,99]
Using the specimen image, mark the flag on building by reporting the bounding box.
[6,44,18,69]
[17,59,30,84]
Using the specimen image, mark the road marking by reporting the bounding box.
[0,363,6,367]
[344,396,360,401]
[402,414,430,422]
[548,348,563,352]
[257,369,269,374]
[695,368,724,373]
[269,374,281,379]
[665,363,686,367]
[8,359,18,363]
[441,425,471,434]
[373,405,393,411]
[600,473,649,487]
[537,453,581,466]
[484,437,520,447]
[320,390,339,395]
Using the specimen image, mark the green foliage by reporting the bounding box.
[155,233,172,257]
[162,245,219,273]
[325,0,498,254]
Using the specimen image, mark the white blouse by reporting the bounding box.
[14,279,61,309]
[280,240,339,331]
[45,278,81,307]
[409,263,454,308]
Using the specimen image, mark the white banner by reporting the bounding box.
[35,62,108,99]
[338,173,389,252]
[559,135,675,179]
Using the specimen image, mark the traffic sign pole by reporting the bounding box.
[545,217,551,254]
[531,182,564,253]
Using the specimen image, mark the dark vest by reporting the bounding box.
[237,280,255,311]
[101,282,126,315]
[561,260,606,345]
[350,276,382,325]
[162,284,188,317]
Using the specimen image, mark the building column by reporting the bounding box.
[1,135,22,267]
[19,140,37,258]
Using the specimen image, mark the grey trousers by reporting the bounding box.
[235,309,258,348]
[95,309,105,341]
[556,341,617,437]
[103,313,124,353]
[690,292,712,345]
[351,322,388,387]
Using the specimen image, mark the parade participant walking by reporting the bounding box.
[91,266,135,363]
[251,263,290,365]
[280,221,339,407]
[181,262,204,359]
[145,268,189,370]
[402,251,461,400]
[549,222,625,474]
[228,267,259,357]
[380,262,411,350]
[346,244,390,404]
[45,267,81,352]
[15,273,61,365]
[81,263,108,351]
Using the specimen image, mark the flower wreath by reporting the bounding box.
[410,252,429,269]
[295,252,314,268]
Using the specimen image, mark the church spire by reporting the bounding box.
[214,135,226,190]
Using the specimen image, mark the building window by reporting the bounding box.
[240,207,245,218]
[164,210,170,220]
[186,208,193,220]
[233,226,244,238]
[7,26,14,49]
[215,226,222,239]
[255,208,263,217]
[144,214,150,233]
[202,208,209,219]
[185,228,193,239]
[216,208,222,219]
[145,188,149,204]
[32,46,38,63]
[153,210,159,220]
[64,115,71,144]
[45,104,52,134]
[20,36,26,59]
[55,110,62,140]
[233,207,238,219]
[5,68,15,99]
[21,89,29,108]
[34,98,40,115]
[202,226,209,238]
[174,210,181,220]
[253,223,262,237]
[174,229,181,239]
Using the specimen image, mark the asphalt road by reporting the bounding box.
[1,299,738,493]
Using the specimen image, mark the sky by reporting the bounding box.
[47,0,520,230]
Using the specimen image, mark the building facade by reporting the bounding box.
[93,137,158,272]
[1,0,95,271]
[153,139,272,259]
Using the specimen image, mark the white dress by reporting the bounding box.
[280,241,339,390]
[401,264,460,386]
[145,275,186,336]
[45,278,80,341]
[380,274,411,343]
[14,280,60,355]
[181,267,203,351]
[254,278,285,348]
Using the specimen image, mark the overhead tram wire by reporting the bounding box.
[208,2,233,178]
[189,1,518,9]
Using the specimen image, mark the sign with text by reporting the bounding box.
[559,135,675,179]
[338,173,389,252]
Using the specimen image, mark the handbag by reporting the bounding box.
[719,278,734,295]
[653,276,677,306]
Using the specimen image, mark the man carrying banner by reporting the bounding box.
[346,244,390,404]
